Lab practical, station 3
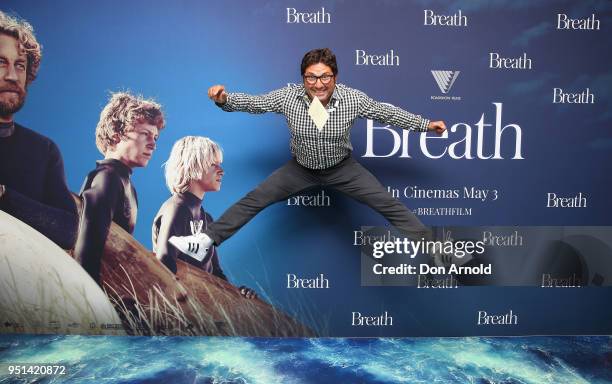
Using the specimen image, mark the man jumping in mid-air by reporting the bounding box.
[170,48,446,260]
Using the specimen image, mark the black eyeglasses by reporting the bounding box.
[303,74,335,85]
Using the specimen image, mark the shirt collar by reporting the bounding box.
[96,158,133,176]
[176,191,203,207]
[0,121,15,138]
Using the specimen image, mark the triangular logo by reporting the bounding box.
[431,70,460,94]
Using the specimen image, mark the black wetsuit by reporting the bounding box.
[152,192,227,280]
[0,122,78,249]
[73,159,138,284]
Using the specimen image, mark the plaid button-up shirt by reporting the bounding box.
[219,83,430,170]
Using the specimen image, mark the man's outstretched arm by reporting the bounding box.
[356,89,446,134]
[208,84,286,114]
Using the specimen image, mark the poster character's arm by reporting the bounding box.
[0,143,78,248]
[208,84,286,114]
[73,170,121,284]
[155,206,191,274]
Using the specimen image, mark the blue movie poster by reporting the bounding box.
[0,0,610,382]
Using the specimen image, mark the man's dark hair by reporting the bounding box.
[301,48,338,76]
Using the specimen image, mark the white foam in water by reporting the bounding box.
[304,338,424,382]
[6,336,95,363]
[301,337,596,384]
[187,338,302,384]
[440,338,591,384]
[1,336,606,383]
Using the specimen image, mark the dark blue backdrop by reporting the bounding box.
[2,0,611,336]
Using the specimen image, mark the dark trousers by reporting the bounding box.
[205,157,431,245]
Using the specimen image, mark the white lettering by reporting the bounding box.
[553,88,595,104]
[363,103,524,160]
[286,7,331,24]
[424,9,468,26]
[352,311,393,326]
[355,49,400,66]
[477,310,518,325]
[287,273,329,289]
[489,52,533,70]
[546,192,588,208]
[557,13,600,30]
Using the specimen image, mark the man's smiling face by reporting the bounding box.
[303,62,336,107]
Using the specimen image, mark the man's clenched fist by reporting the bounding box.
[208,85,228,104]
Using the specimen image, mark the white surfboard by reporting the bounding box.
[0,210,124,335]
